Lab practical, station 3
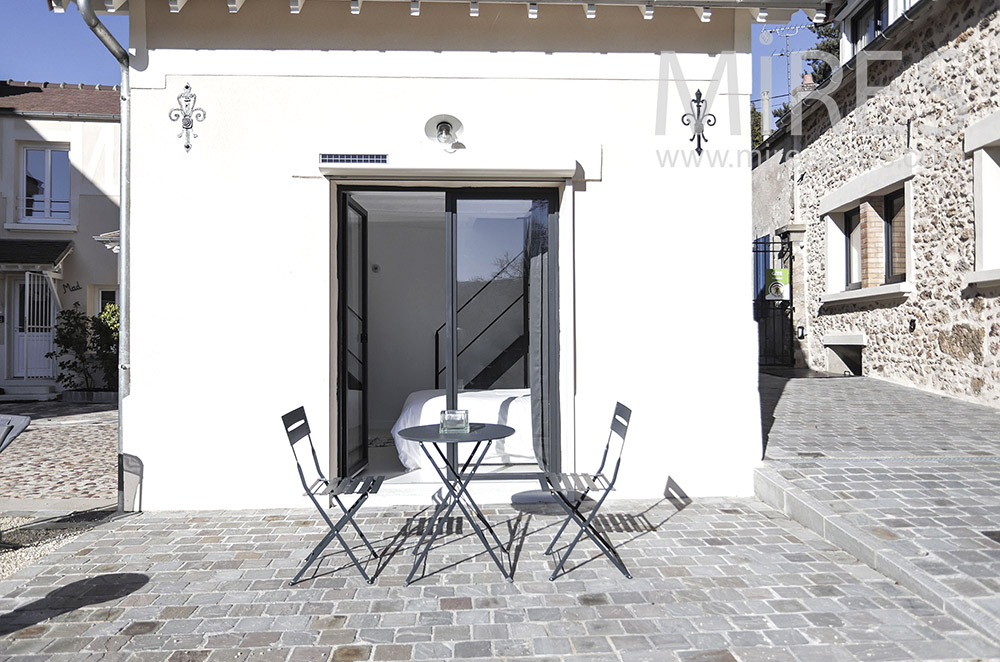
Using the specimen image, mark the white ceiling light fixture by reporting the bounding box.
[528,2,538,19]
[410,0,420,15]
[700,7,712,22]
[812,9,827,22]
[350,0,361,14]
[470,0,479,16]
[586,3,596,18]
[756,8,768,23]
[643,2,654,19]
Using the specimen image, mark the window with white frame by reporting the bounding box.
[884,189,906,283]
[964,109,1000,286]
[850,0,889,57]
[820,155,916,304]
[21,145,71,222]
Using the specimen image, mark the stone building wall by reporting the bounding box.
[753,0,1000,405]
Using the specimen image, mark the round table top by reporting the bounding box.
[397,423,516,444]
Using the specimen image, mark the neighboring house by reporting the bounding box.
[72,0,827,510]
[0,80,120,399]
[753,0,1000,405]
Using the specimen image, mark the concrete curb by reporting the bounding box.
[754,465,1000,645]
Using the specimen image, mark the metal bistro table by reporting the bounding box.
[397,423,516,585]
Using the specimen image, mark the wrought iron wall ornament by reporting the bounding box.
[681,89,716,156]
[168,83,206,152]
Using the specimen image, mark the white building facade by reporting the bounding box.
[98,0,825,509]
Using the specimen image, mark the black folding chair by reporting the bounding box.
[544,402,632,581]
[281,407,383,585]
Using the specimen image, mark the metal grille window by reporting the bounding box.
[22,146,71,220]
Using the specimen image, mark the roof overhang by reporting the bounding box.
[0,240,74,273]
[50,0,830,16]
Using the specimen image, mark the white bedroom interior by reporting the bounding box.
[338,188,560,487]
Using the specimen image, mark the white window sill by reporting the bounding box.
[820,281,913,306]
[6,221,77,233]
[823,333,867,347]
[962,268,1000,289]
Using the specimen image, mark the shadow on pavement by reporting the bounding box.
[0,573,148,637]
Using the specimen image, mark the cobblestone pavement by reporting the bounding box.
[0,402,117,505]
[2,499,999,661]
[757,372,1000,645]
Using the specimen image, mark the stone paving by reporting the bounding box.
[0,402,117,508]
[757,372,1000,645]
[2,498,999,661]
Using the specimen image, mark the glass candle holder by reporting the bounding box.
[439,409,470,434]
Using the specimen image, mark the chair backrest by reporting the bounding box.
[595,402,631,488]
[281,407,328,497]
[0,415,30,455]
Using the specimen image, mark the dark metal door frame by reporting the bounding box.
[337,193,370,478]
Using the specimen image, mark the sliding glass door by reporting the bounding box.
[338,187,559,479]
[445,191,559,473]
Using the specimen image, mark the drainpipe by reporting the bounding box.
[76,0,130,515]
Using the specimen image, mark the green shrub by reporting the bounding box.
[46,302,120,391]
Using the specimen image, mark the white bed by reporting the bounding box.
[390,389,537,471]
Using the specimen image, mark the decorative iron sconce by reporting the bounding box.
[681,89,716,156]
[169,83,206,152]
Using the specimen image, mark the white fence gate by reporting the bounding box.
[12,272,60,379]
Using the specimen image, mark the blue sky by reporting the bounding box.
[0,2,816,126]
[1,0,128,86]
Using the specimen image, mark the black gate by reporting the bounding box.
[753,237,794,366]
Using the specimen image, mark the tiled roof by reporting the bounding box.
[0,80,120,118]
[0,240,74,266]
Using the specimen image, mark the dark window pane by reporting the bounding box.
[24,149,46,216]
[50,150,70,218]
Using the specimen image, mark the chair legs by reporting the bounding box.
[291,491,377,585]
[546,490,631,581]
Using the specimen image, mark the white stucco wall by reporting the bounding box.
[125,0,759,508]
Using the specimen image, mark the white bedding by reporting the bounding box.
[390,389,536,471]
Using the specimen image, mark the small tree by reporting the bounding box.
[751,101,764,148]
[46,303,95,390]
[91,303,119,391]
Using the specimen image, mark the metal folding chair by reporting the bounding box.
[544,402,632,581]
[281,407,383,585]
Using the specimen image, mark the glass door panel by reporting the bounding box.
[447,193,557,471]
[340,195,369,478]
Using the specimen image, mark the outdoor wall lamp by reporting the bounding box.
[797,326,805,340]
[585,3,596,19]
[469,0,479,16]
[642,2,654,19]
[528,2,538,18]
[426,115,466,152]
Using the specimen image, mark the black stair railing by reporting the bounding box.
[434,251,525,388]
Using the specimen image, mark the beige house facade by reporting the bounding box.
[0,81,120,398]
[753,0,1000,404]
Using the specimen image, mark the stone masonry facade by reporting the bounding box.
[753,0,1000,406]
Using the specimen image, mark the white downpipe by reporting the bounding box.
[76,0,130,513]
